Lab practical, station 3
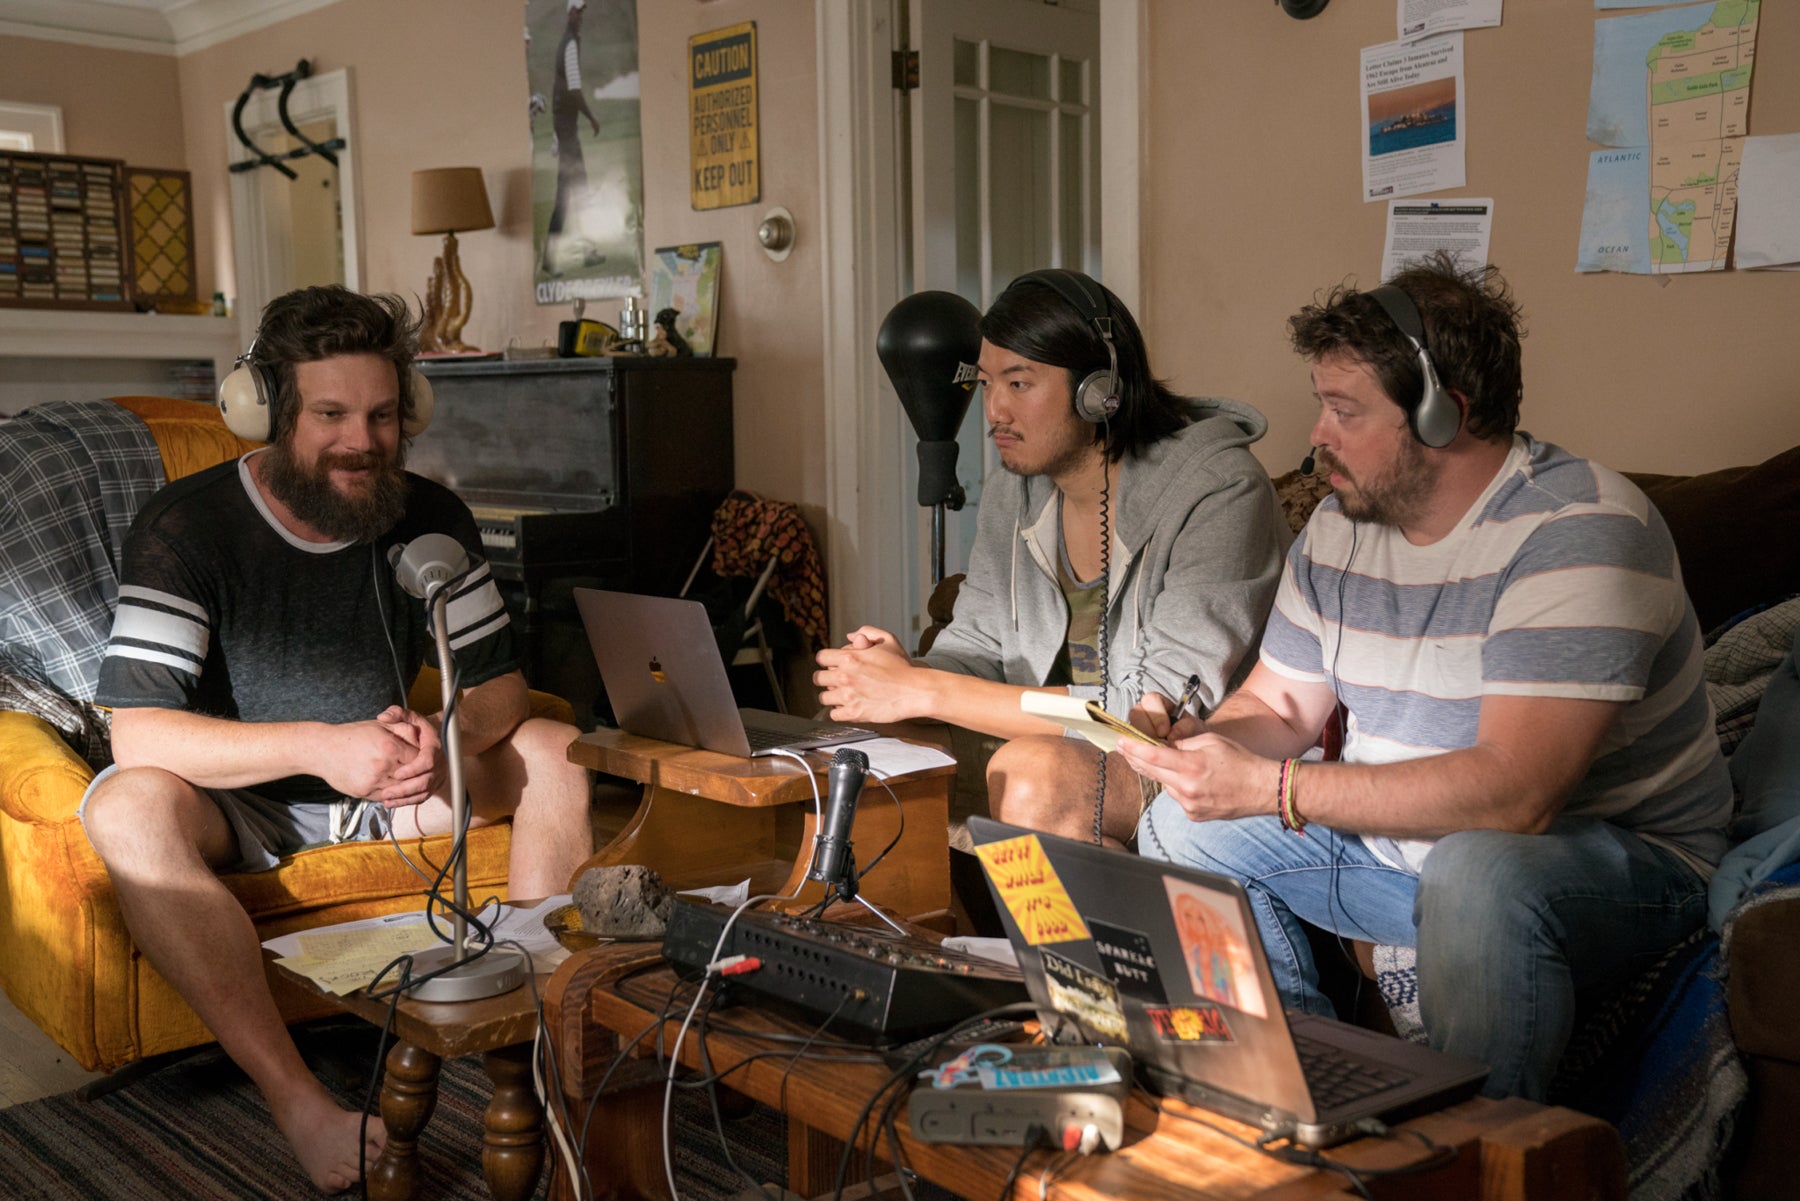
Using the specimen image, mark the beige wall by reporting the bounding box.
[1142,0,1800,477]
[0,35,185,167]
[165,0,823,511]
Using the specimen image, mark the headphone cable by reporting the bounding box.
[1090,426,1113,845]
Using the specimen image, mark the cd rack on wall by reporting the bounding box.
[0,151,130,311]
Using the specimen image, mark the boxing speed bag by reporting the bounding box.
[877,290,982,508]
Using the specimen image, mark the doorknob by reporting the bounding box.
[758,206,795,261]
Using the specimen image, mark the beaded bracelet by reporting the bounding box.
[1277,757,1307,834]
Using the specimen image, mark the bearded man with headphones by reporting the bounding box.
[815,269,1287,847]
[1119,253,1732,1102]
[78,285,593,1193]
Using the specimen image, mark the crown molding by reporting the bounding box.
[166,0,347,56]
[0,0,346,57]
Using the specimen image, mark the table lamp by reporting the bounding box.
[412,166,495,353]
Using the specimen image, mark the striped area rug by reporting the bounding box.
[0,1028,785,1201]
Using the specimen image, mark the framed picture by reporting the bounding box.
[646,242,722,357]
[525,0,645,305]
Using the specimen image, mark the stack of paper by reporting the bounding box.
[273,921,446,996]
[265,894,574,996]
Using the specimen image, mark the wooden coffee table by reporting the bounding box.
[267,928,553,1201]
[566,728,955,919]
[541,938,1627,1201]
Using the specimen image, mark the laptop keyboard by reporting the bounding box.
[742,722,872,751]
[1292,1032,1408,1109]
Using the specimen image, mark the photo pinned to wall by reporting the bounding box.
[647,242,723,357]
[526,0,645,305]
[1162,877,1267,1019]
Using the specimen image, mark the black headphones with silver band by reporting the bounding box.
[217,341,434,443]
[1002,268,1122,424]
[1367,283,1459,449]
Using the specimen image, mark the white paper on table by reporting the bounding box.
[1736,134,1800,270]
[678,880,753,906]
[1361,34,1466,204]
[476,894,575,957]
[265,893,577,992]
[264,908,435,959]
[1381,197,1493,280]
[854,736,956,780]
[1398,0,1501,42]
[941,936,1019,968]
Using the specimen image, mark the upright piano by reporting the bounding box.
[410,356,736,693]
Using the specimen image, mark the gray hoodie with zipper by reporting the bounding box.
[919,396,1286,718]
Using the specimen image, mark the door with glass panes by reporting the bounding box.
[905,0,1102,626]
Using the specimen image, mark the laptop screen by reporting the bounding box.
[966,815,1319,1122]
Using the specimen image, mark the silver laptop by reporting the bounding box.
[573,588,878,758]
[967,816,1488,1148]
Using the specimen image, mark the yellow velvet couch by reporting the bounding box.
[0,396,571,1072]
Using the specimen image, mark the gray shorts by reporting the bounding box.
[79,764,391,874]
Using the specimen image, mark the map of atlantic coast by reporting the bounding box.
[1581,0,1759,274]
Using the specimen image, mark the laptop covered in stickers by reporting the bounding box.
[966,816,1488,1148]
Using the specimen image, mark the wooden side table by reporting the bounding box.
[266,939,550,1201]
[566,729,955,918]
[543,940,1629,1201]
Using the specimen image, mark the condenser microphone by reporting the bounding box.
[1301,446,1319,475]
[810,747,869,888]
[392,533,469,599]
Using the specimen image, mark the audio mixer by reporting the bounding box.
[661,899,1027,1042]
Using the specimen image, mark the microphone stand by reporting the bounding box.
[928,481,966,586]
[811,777,906,936]
[821,856,908,936]
[403,581,527,1002]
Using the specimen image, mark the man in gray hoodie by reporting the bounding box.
[814,270,1285,845]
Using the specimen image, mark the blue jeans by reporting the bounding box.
[1138,796,1708,1100]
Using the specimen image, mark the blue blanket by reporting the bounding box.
[1550,862,1800,1201]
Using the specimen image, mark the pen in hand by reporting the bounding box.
[1171,673,1204,721]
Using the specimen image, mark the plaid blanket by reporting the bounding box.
[0,666,112,768]
[0,400,165,702]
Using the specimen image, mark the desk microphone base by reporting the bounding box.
[402,945,528,1002]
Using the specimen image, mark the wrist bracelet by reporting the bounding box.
[1277,757,1307,834]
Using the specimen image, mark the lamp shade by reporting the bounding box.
[411,167,495,235]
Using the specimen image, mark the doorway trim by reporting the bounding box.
[816,0,1144,643]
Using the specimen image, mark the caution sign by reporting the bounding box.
[689,22,759,210]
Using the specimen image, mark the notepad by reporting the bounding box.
[1019,692,1163,753]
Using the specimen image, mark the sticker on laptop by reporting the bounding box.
[1143,1003,1234,1044]
[975,834,1090,945]
[1040,948,1129,1044]
[1162,876,1268,1019]
[1088,918,1169,1005]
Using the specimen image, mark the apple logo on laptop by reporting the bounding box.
[648,656,667,683]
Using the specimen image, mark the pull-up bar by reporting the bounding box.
[228,59,346,179]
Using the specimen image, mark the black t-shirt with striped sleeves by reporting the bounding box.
[96,451,517,805]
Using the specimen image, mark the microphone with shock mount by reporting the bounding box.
[810,747,869,897]
[387,534,526,1002]
[390,532,469,599]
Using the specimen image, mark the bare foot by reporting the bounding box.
[270,1087,387,1194]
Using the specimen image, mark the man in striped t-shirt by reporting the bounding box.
[1119,255,1730,1100]
[78,287,593,1192]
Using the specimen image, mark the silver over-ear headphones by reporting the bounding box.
[1005,268,1121,424]
[1367,284,1459,449]
[217,342,435,443]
